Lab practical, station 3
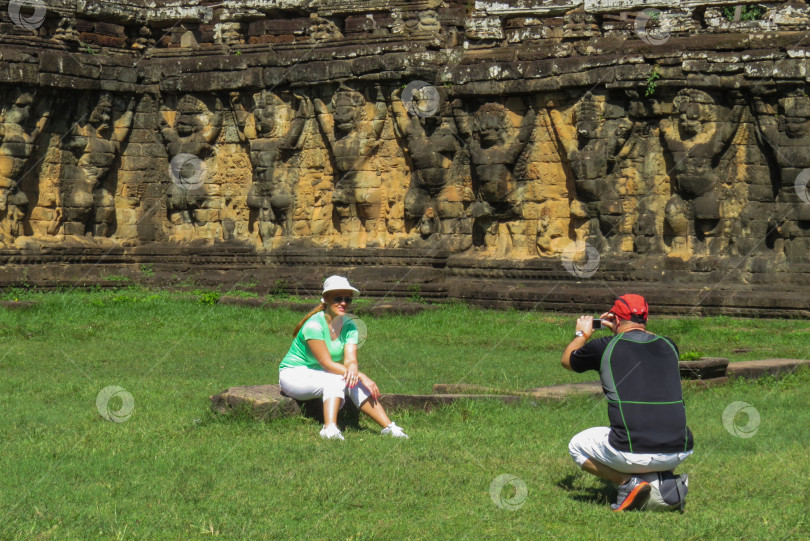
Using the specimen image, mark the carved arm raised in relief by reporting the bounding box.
[659,112,687,158]
[314,97,335,151]
[504,105,536,164]
[229,91,250,143]
[64,113,88,155]
[711,99,744,157]
[279,93,311,151]
[390,87,422,141]
[751,93,779,152]
[31,106,50,143]
[451,98,478,154]
[159,112,178,146]
[370,85,387,141]
[111,95,136,149]
[545,108,577,160]
[201,97,224,146]
[359,85,387,156]
[611,118,637,164]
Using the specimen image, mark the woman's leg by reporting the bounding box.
[279,367,346,426]
[358,398,391,428]
[347,383,391,428]
[323,397,342,426]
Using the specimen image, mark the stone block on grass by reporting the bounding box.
[434,382,603,400]
[211,384,301,420]
[726,359,810,379]
[524,382,603,399]
[1,301,36,309]
[679,357,729,380]
[379,393,521,411]
[682,377,729,390]
[211,384,360,426]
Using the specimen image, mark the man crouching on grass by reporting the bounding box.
[561,294,693,511]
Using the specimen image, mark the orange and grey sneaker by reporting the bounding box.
[611,476,651,511]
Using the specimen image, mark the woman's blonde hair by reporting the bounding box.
[293,301,326,337]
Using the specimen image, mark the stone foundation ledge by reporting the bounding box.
[726,359,810,379]
[211,358,808,421]
[3,246,810,317]
[210,384,522,421]
[216,296,437,316]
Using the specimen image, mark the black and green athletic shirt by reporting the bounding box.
[570,330,694,454]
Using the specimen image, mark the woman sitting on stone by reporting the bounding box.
[279,275,409,440]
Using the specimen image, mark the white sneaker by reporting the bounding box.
[319,424,344,440]
[381,422,409,439]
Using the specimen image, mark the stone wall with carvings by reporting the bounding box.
[2,0,810,283]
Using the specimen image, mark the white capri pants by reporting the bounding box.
[569,427,693,473]
[279,366,371,407]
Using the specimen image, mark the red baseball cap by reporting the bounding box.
[610,294,648,322]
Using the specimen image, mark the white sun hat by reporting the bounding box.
[322,275,360,296]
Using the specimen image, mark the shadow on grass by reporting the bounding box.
[556,474,615,506]
[299,399,361,431]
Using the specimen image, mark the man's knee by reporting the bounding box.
[568,435,589,467]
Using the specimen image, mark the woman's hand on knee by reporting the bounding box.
[358,372,380,399]
[344,364,359,388]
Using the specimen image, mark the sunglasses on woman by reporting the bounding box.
[332,296,353,305]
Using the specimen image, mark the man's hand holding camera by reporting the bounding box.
[574,313,617,340]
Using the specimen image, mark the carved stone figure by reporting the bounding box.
[453,100,536,249]
[548,92,634,250]
[54,18,78,43]
[308,15,342,41]
[315,86,387,246]
[132,26,155,50]
[417,10,441,33]
[660,89,742,254]
[752,87,810,262]
[61,92,135,237]
[217,22,244,45]
[0,89,50,243]
[391,85,461,241]
[233,90,311,247]
[160,94,223,237]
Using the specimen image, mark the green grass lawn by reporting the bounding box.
[1,288,808,540]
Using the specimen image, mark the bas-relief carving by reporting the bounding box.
[390,86,469,248]
[232,90,311,248]
[159,94,223,242]
[0,89,50,244]
[660,89,743,258]
[453,99,536,253]
[60,92,135,240]
[548,92,635,253]
[314,86,387,247]
[752,87,810,263]
[308,15,343,41]
[0,82,800,266]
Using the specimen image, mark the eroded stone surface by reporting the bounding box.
[726,358,810,379]
[525,382,604,399]
[434,381,603,399]
[211,383,521,419]
[0,300,36,309]
[211,384,302,420]
[2,1,810,309]
[679,357,729,380]
[214,357,809,421]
